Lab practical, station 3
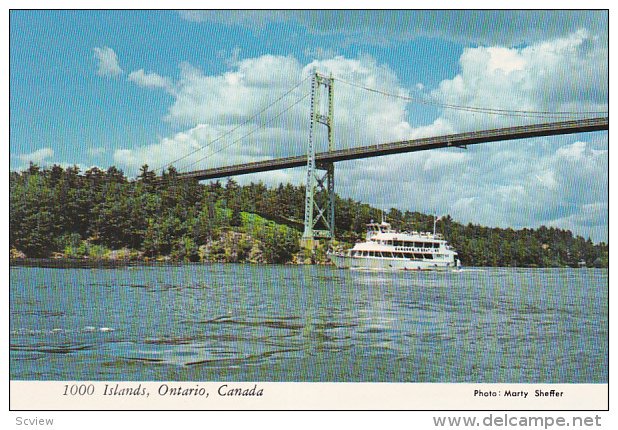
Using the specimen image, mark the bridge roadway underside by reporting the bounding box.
[177,117,608,181]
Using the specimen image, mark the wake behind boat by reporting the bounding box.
[329,219,461,271]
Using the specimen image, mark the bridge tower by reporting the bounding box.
[301,71,335,250]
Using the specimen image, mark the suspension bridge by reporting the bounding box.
[157,72,608,249]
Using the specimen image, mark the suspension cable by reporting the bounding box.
[178,91,311,173]
[152,74,311,173]
[334,77,608,119]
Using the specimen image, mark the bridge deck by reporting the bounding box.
[177,117,608,181]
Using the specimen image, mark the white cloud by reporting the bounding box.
[535,170,558,191]
[112,30,607,241]
[93,47,123,77]
[423,151,470,172]
[17,147,54,165]
[13,148,94,174]
[430,30,607,132]
[128,69,174,93]
[116,54,422,175]
[165,56,306,127]
[485,47,526,73]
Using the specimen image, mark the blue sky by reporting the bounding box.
[9,10,608,242]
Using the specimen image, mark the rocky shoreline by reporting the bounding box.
[9,243,333,268]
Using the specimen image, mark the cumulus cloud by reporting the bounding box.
[13,148,94,174]
[93,47,123,77]
[113,29,607,241]
[117,54,425,174]
[430,30,607,132]
[128,69,174,93]
[17,147,54,165]
[165,56,306,127]
[113,123,287,173]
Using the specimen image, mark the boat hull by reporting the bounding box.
[329,254,456,271]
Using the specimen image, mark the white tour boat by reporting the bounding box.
[329,218,461,271]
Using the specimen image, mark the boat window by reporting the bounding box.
[424,254,433,260]
[413,253,423,259]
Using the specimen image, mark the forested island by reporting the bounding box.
[10,163,608,268]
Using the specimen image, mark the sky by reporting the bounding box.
[9,10,609,243]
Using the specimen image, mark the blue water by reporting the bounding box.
[10,265,607,382]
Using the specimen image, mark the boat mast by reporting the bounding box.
[433,214,438,236]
